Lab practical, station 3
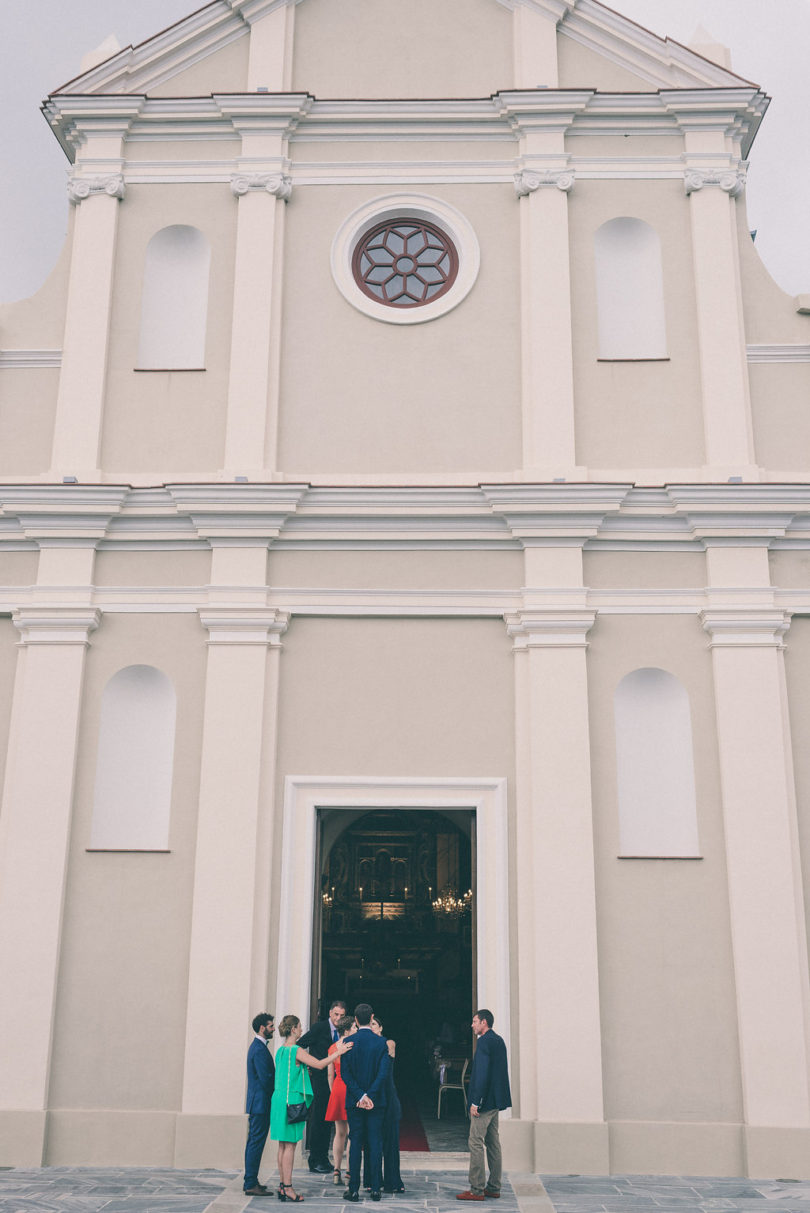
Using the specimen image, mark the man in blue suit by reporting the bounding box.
[456,1009,512,1202]
[244,1011,276,1195]
[340,1002,391,1202]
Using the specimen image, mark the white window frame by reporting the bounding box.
[330,194,480,325]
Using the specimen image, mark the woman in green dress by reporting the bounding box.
[271,1013,353,1202]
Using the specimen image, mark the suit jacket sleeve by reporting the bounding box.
[366,1040,392,1105]
[340,1041,363,1108]
[299,1021,329,1059]
[468,1034,492,1108]
[256,1041,275,1097]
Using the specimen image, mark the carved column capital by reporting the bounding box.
[514,168,575,197]
[67,174,126,205]
[230,173,292,202]
[12,607,101,647]
[505,608,595,650]
[701,608,791,648]
[199,607,290,646]
[684,166,747,198]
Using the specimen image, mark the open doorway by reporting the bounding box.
[314,808,475,1148]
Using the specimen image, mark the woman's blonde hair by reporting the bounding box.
[278,1014,300,1039]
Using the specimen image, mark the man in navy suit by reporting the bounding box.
[456,1009,512,1202]
[244,1011,276,1195]
[340,1002,391,1201]
[299,999,347,1173]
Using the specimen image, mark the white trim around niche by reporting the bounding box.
[275,775,510,1066]
[330,194,481,325]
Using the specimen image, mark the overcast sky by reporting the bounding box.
[1,0,808,303]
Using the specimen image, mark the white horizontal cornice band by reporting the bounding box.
[1,485,810,553]
[42,88,768,162]
[0,350,62,369]
[747,345,810,364]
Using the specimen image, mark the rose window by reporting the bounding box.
[352,218,459,308]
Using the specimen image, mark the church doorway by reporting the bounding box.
[312,808,476,1144]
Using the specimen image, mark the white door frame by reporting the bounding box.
[275,775,510,1053]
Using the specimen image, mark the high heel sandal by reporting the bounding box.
[279,1183,304,1203]
[333,1169,342,1186]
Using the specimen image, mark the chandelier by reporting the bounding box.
[432,887,473,917]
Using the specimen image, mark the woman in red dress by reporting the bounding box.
[325,1015,356,1185]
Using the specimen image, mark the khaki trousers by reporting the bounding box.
[468,1108,501,1196]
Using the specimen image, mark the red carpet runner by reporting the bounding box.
[398,1092,430,1151]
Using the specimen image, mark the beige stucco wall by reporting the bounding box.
[558,35,652,90]
[750,363,810,470]
[291,0,513,98]
[147,34,250,97]
[0,617,19,811]
[587,612,742,1123]
[49,613,207,1112]
[101,184,237,473]
[278,182,522,475]
[94,550,212,587]
[569,178,705,470]
[0,369,58,474]
[266,549,524,590]
[584,550,707,589]
[784,615,810,968]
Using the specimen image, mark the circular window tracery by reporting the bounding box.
[352,218,459,308]
[331,194,480,325]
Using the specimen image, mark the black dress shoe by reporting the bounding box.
[344,1191,360,1202]
[371,1193,382,1202]
[384,1188,405,1194]
[310,1162,332,1174]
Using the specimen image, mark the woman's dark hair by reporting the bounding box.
[337,1015,355,1036]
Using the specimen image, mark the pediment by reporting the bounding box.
[53,0,752,99]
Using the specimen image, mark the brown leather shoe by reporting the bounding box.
[456,1194,485,1202]
[244,1186,271,1195]
[484,1191,501,1199]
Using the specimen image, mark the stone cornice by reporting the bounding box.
[0,485,810,552]
[42,89,769,161]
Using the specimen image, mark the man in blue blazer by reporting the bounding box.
[340,1002,391,1201]
[456,1009,512,1202]
[244,1011,276,1195]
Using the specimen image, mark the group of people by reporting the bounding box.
[244,999,511,1205]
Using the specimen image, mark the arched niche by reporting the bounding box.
[614,667,700,858]
[136,225,210,369]
[90,665,177,850]
[594,217,667,360]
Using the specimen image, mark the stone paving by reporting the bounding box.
[2,1166,810,1213]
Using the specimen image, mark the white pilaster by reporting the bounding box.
[505,537,605,1146]
[498,93,590,478]
[242,0,299,91]
[683,162,755,475]
[181,600,288,1115]
[702,596,810,1140]
[511,3,563,88]
[217,98,309,476]
[52,159,128,478]
[0,607,100,1153]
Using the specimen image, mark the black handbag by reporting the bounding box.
[286,1050,309,1123]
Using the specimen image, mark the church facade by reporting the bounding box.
[2,0,810,1180]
